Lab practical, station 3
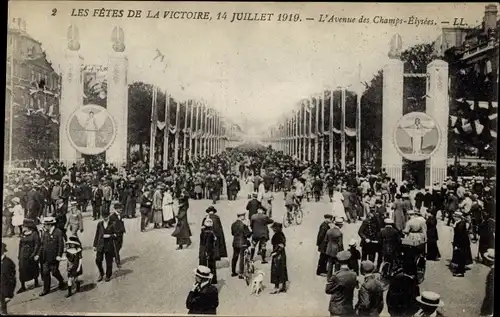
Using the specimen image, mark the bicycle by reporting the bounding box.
[283,204,304,228]
[242,246,255,286]
[379,241,427,286]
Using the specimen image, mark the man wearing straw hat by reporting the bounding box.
[38,216,67,296]
[186,265,219,315]
[413,291,444,317]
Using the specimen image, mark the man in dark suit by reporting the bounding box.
[230,211,251,278]
[39,180,50,217]
[250,207,273,263]
[60,179,72,206]
[81,180,92,214]
[38,216,66,296]
[110,203,126,268]
[316,214,333,276]
[246,192,265,220]
[26,183,42,221]
[186,265,219,315]
[91,182,103,221]
[93,209,117,282]
[1,243,16,315]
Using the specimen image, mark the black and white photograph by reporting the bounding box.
[2,2,497,316]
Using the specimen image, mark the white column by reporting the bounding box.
[173,101,180,165]
[60,49,83,165]
[426,59,449,186]
[320,92,325,166]
[329,90,334,168]
[382,59,404,185]
[308,98,313,162]
[107,29,128,167]
[340,88,346,171]
[182,101,190,163]
[163,94,170,169]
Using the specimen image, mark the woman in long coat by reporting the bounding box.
[199,218,218,284]
[425,213,441,261]
[16,219,40,293]
[162,187,176,228]
[172,191,192,250]
[451,213,473,276]
[203,207,227,260]
[270,222,288,294]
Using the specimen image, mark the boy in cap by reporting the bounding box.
[65,236,83,298]
[356,260,384,316]
[325,250,357,316]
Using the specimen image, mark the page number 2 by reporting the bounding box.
[51,8,57,16]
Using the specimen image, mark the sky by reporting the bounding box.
[8,2,491,133]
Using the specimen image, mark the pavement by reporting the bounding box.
[3,186,491,316]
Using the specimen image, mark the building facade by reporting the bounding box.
[6,18,61,164]
[443,4,499,161]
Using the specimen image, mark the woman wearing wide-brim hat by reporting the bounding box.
[17,219,41,294]
[270,222,288,294]
[64,236,83,298]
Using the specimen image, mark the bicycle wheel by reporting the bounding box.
[416,256,426,284]
[295,208,303,225]
[283,211,291,228]
[379,261,391,278]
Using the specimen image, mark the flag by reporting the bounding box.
[462,122,472,133]
[489,113,497,121]
[157,121,166,130]
[332,127,341,134]
[475,120,484,134]
[478,101,489,109]
[491,130,497,138]
[450,115,458,127]
[453,127,460,134]
[345,127,356,137]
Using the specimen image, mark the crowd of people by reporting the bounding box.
[1,146,496,316]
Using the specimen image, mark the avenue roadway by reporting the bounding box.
[4,185,490,316]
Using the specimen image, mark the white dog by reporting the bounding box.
[250,270,265,295]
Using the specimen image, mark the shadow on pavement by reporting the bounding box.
[121,255,139,265]
[79,282,97,293]
[216,279,226,292]
[113,268,133,279]
[216,259,229,269]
